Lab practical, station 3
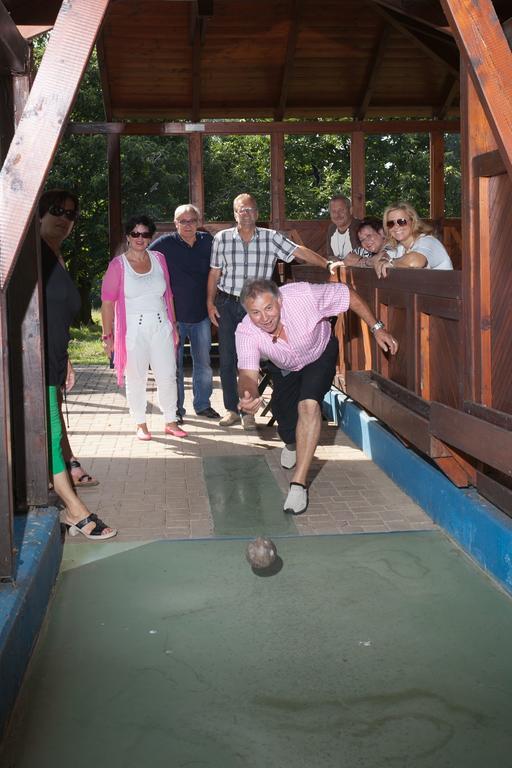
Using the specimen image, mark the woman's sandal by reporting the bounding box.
[66,513,117,540]
[68,460,100,488]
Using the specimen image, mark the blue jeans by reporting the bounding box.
[215,292,247,412]
[177,317,214,415]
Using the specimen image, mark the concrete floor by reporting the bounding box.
[63,365,434,541]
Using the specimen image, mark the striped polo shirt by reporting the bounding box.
[235,282,350,372]
[210,226,298,296]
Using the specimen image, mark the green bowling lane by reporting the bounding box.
[203,455,297,535]
[3,531,512,768]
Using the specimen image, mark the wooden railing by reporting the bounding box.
[291,263,512,517]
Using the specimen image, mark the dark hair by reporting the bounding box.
[124,214,156,237]
[240,278,280,307]
[356,217,383,236]
[39,189,80,218]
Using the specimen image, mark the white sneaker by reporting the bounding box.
[281,444,297,469]
[283,483,308,515]
[219,410,241,427]
[241,413,257,430]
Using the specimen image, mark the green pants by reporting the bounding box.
[47,385,66,475]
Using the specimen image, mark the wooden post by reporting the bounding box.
[107,133,122,258]
[270,132,285,230]
[188,132,205,215]
[350,130,365,219]
[0,290,14,579]
[429,129,445,228]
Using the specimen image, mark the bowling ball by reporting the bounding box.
[246,537,277,569]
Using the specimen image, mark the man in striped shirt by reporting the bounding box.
[236,278,398,515]
[207,193,334,429]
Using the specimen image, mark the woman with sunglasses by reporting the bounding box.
[374,202,453,278]
[101,215,186,440]
[39,189,116,539]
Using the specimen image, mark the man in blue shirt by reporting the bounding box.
[152,204,220,422]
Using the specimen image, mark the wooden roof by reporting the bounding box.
[5,0,510,121]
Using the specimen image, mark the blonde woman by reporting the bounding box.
[375,202,453,278]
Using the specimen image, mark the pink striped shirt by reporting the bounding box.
[235,282,350,372]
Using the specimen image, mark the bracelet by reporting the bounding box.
[101,333,113,341]
[370,320,385,334]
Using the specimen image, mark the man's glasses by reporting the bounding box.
[386,218,409,228]
[48,204,78,221]
[129,231,152,239]
[176,218,197,225]
[236,207,256,214]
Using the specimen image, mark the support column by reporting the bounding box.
[188,132,205,215]
[350,130,365,218]
[107,133,122,258]
[270,132,285,230]
[429,129,445,228]
[0,291,14,579]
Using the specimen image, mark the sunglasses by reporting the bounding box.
[129,231,152,239]
[48,204,78,221]
[386,218,409,228]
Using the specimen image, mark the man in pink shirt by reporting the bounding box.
[236,278,398,515]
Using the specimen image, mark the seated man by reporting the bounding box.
[235,278,398,515]
[326,194,361,266]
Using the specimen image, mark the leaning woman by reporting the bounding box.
[101,215,186,440]
[375,202,453,278]
[40,189,116,539]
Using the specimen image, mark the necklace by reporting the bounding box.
[272,323,283,344]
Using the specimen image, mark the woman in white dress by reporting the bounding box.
[101,215,187,440]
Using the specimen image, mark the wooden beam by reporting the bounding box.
[354,24,391,121]
[191,14,201,122]
[188,131,204,214]
[270,132,285,229]
[350,130,365,218]
[68,118,460,137]
[0,0,110,291]
[107,132,122,259]
[0,2,30,73]
[368,1,459,76]
[440,0,512,180]
[0,290,14,579]
[275,0,303,122]
[473,150,506,178]
[429,129,444,220]
[435,75,458,120]
[371,0,452,32]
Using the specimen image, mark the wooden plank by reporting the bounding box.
[430,402,512,477]
[7,221,48,508]
[429,129,444,221]
[440,0,512,180]
[346,370,432,455]
[478,175,492,406]
[188,131,204,214]
[0,290,14,580]
[67,118,461,137]
[270,132,285,231]
[464,401,512,432]
[275,0,303,122]
[0,0,110,291]
[354,23,391,121]
[476,471,512,518]
[473,150,507,178]
[107,132,122,259]
[0,2,29,73]
[0,75,14,163]
[371,372,431,419]
[350,131,365,219]
[191,13,201,122]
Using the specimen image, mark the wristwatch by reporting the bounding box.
[370,320,385,334]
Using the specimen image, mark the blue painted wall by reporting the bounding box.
[324,391,512,594]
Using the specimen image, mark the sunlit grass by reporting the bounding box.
[68,310,106,365]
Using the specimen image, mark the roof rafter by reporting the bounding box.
[354,22,391,121]
[275,0,304,122]
[0,1,30,73]
[434,74,458,120]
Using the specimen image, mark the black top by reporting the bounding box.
[152,231,213,323]
[41,239,81,386]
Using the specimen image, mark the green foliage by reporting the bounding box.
[68,311,104,365]
[444,132,461,217]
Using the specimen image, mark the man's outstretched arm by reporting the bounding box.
[238,369,261,414]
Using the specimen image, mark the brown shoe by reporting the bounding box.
[219,410,241,427]
[242,413,257,430]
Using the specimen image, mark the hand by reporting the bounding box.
[374,256,393,279]
[238,390,262,415]
[374,328,398,355]
[207,303,220,327]
[102,337,114,358]
[328,260,343,275]
[65,360,75,392]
